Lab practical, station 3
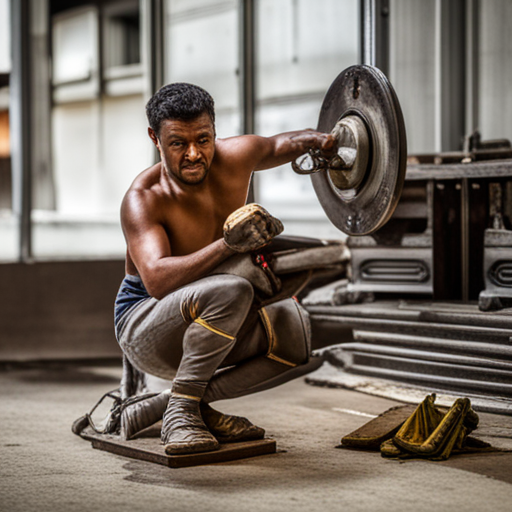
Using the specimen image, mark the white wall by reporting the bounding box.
[164,0,241,138]
[255,0,359,239]
[34,5,153,259]
[479,0,512,142]
[0,0,10,73]
[389,0,437,154]
[163,0,359,240]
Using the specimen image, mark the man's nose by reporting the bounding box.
[185,143,200,161]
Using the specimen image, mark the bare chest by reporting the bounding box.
[163,188,248,256]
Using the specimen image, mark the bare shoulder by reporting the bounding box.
[214,135,272,172]
[121,163,167,228]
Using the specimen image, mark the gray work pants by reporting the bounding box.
[117,274,316,402]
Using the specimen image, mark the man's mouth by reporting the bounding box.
[182,163,205,172]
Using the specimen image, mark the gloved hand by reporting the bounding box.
[223,203,284,253]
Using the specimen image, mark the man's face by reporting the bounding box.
[150,112,216,186]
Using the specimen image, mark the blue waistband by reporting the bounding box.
[114,275,151,337]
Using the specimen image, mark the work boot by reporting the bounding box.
[200,403,265,443]
[120,390,171,440]
[161,396,219,455]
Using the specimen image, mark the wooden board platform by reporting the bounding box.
[80,427,277,468]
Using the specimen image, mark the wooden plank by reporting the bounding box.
[80,428,276,468]
[341,405,417,450]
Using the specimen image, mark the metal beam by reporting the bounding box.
[240,0,255,136]
[465,0,479,137]
[141,0,164,98]
[10,0,32,261]
[240,0,256,202]
[31,0,55,212]
[141,0,165,164]
[361,0,389,75]
[435,0,466,152]
[149,0,165,95]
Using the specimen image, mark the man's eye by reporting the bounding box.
[199,138,210,145]
[171,141,183,147]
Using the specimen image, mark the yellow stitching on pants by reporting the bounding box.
[180,300,199,324]
[171,392,201,401]
[266,352,297,367]
[189,301,198,320]
[259,307,297,367]
[180,302,187,322]
[194,317,235,340]
[259,307,275,352]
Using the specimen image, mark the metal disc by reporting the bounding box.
[328,115,369,191]
[311,65,407,236]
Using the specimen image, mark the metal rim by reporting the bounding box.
[327,114,370,194]
[311,65,407,236]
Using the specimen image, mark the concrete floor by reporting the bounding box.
[1,363,512,512]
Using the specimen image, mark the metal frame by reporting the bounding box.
[30,0,54,213]
[240,0,255,137]
[436,0,466,153]
[141,0,164,163]
[240,0,255,202]
[10,0,32,262]
[360,0,389,75]
[144,0,164,97]
[465,0,479,138]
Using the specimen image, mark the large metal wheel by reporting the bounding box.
[311,65,407,236]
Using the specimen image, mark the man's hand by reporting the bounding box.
[291,130,337,159]
[223,203,284,253]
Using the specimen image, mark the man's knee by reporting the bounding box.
[182,275,254,324]
[201,274,254,309]
[258,298,311,367]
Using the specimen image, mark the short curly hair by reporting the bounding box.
[146,83,215,137]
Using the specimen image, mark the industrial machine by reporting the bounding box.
[297,65,512,415]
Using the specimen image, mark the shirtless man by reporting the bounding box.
[114,83,335,455]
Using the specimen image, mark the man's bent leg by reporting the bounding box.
[121,302,266,443]
[160,275,255,454]
[119,274,255,453]
[169,274,254,396]
[120,295,317,444]
[202,298,315,404]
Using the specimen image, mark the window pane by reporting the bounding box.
[389,0,437,154]
[36,93,151,259]
[478,0,512,142]
[32,4,152,259]
[164,0,241,138]
[53,8,98,85]
[255,0,359,239]
[257,0,358,100]
[105,11,141,68]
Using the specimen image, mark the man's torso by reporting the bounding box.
[124,138,253,276]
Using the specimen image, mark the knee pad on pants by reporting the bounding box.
[258,298,311,367]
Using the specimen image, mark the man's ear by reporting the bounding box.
[148,127,159,148]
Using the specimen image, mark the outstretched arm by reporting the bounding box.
[214,128,335,175]
[255,129,336,170]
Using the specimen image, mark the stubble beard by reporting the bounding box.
[168,163,209,186]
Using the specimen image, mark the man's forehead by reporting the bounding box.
[160,114,214,137]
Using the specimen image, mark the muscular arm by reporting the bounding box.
[217,129,335,173]
[254,129,335,171]
[122,190,235,300]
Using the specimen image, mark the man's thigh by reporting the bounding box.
[118,274,254,380]
[118,290,186,380]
